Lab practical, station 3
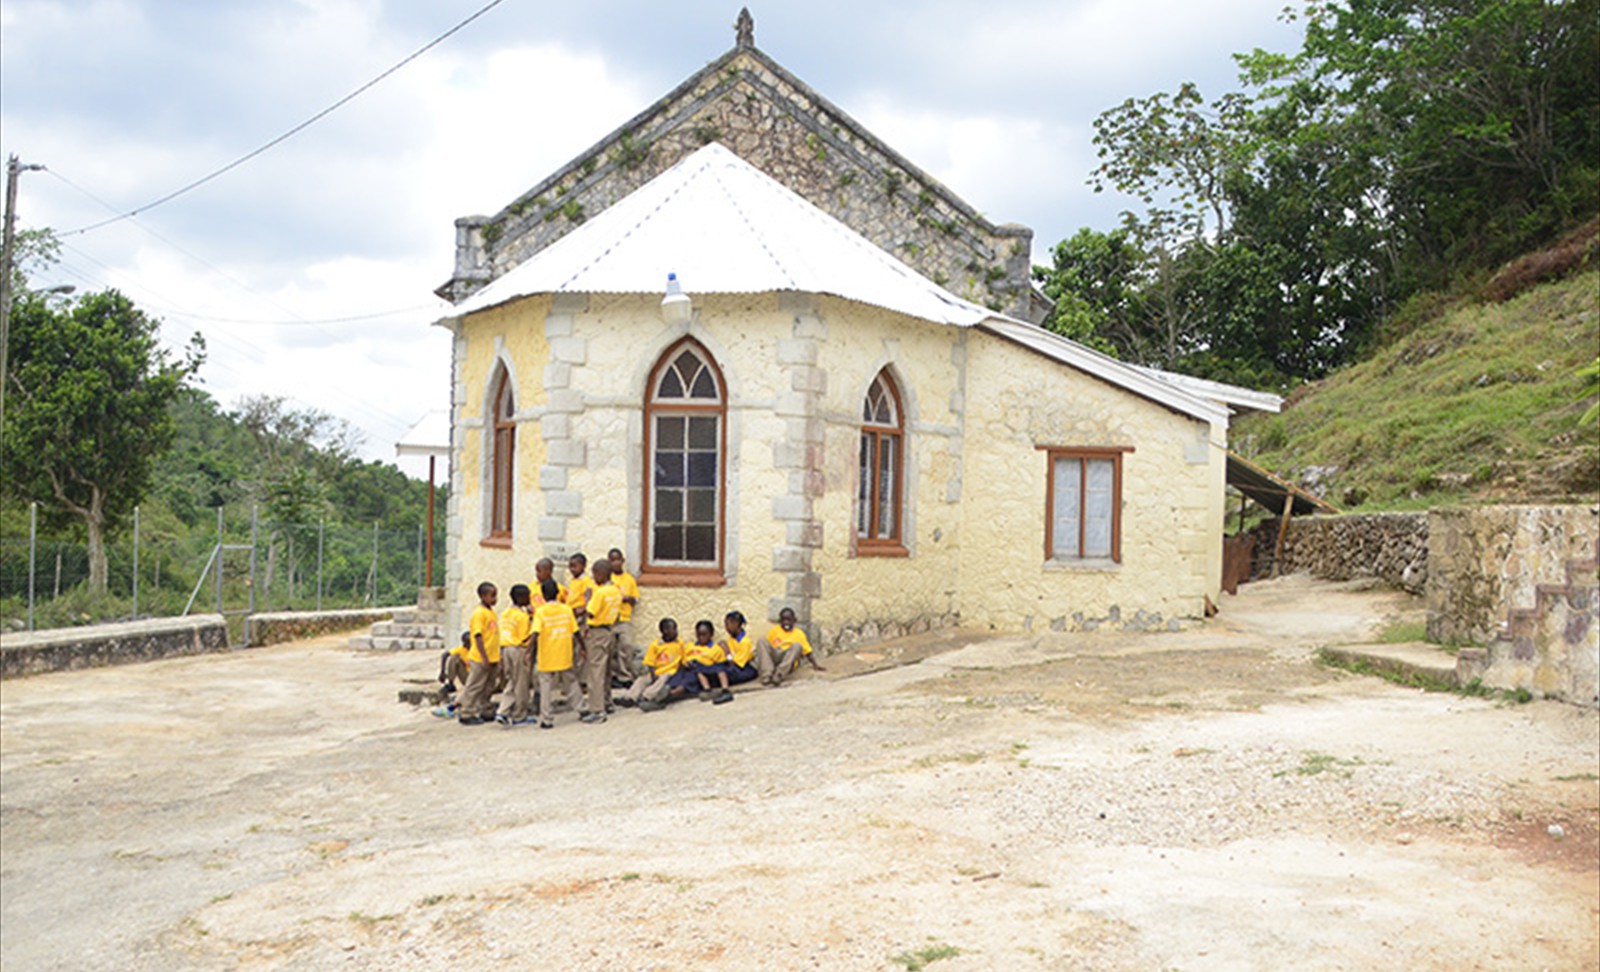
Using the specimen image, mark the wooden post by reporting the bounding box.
[426,455,436,588]
[1271,495,1294,578]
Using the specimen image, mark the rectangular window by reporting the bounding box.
[1045,448,1129,562]
[651,413,719,566]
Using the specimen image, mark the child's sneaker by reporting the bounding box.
[430,703,458,718]
[579,712,607,724]
[538,721,554,730]
[494,713,512,728]
[712,688,734,704]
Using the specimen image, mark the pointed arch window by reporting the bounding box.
[642,340,725,583]
[857,370,906,555]
[487,365,515,542]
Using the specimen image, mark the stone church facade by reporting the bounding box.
[433,15,1267,650]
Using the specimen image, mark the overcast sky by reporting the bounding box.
[0,0,1300,478]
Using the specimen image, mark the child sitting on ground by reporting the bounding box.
[758,606,825,686]
[681,618,734,704]
[620,617,686,712]
[432,630,471,718]
[720,611,759,686]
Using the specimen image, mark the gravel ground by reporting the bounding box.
[2,575,1596,971]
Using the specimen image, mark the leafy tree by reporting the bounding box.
[2,290,203,593]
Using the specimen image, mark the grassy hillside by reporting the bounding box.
[1234,269,1599,511]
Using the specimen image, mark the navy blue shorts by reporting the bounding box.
[726,662,759,685]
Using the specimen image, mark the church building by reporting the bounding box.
[433,12,1279,650]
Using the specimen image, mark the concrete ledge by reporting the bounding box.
[1,615,229,679]
[1319,643,1460,689]
[247,607,405,648]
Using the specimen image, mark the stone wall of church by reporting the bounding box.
[443,49,1037,320]
[444,291,1226,648]
[956,334,1226,632]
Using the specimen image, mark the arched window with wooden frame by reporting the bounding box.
[642,339,726,583]
[856,369,906,555]
[486,365,515,544]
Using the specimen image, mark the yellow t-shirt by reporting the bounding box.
[588,582,623,626]
[766,624,812,656]
[501,605,533,648]
[684,639,727,667]
[534,581,568,605]
[565,575,594,614]
[613,570,639,622]
[641,638,685,677]
[468,604,501,664]
[723,632,755,667]
[532,602,579,672]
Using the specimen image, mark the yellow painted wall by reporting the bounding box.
[957,332,1222,631]
[447,290,1226,648]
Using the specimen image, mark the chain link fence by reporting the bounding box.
[0,504,445,633]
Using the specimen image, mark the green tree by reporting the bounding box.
[2,290,203,593]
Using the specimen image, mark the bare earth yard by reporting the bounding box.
[2,576,1596,971]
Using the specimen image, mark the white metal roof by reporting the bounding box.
[976,319,1230,425]
[446,143,1240,426]
[1132,365,1283,415]
[451,143,993,326]
[395,410,451,459]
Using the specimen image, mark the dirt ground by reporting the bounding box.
[2,575,1596,972]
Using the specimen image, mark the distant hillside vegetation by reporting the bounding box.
[1234,246,1599,511]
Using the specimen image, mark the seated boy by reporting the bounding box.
[495,584,538,727]
[532,579,584,729]
[620,617,686,711]
[720,611,759,686]
[757,606,825,687]
[682,618,734,704]
[432,630,470,717]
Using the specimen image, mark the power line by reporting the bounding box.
[60,0,510,237]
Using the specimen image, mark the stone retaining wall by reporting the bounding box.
[246,607,404,648]
[0,615,229,679]
[1249,512,1429,593]
[1427,504,1600,646]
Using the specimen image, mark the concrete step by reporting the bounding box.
[370,621,446,639]
[391,610,446,626]
[358,636,446,652]
[1320,641,1461,689]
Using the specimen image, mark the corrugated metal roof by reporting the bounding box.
[977,319,1229,425]
[453,143,993,326]
[445,143,1245,426]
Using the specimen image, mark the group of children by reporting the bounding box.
[434,548,825,729]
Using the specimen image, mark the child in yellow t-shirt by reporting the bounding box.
[607,547,642,683]
[494,584,538,727]
[564,553,595,623]
[531,579,584,729]
[681,618,734,704]
[622,617,686,711]
[534,557,568,604]
[431,630,471,718]
[721,611,759,686]
[457,582,502,724]
[757,606,825,687]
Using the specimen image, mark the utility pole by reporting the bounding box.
[0,155,45,435]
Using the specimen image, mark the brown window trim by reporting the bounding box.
[1041,445,1132,563]
[479,535,513,550]
[642,338,728,581]
[489,367,516,541]
[636,568,726,588]
[857,370,906,552]
[856,538,909,558]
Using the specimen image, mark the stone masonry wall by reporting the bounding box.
[1,615,229,679]
[246,607,402,648]
[1250,513,1429,594]
[439,46,1036,320]
[1427,504,1600,646]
